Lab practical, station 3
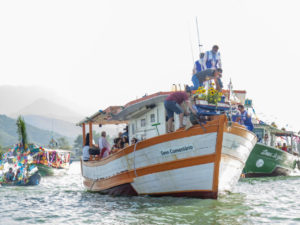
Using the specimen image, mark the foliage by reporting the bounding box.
[16,115,28,149]
[0,115,67,147]
[57,137,71,150]
[73,134,83,149]
[194,86,223,105]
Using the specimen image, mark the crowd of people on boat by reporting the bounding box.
[82,129,136,161]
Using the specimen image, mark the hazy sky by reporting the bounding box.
[1,0,300,130]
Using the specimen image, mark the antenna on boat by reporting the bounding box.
[195,17,203,56]
[188,23,195,64]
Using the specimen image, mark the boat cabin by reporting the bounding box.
[78,89,247,148]
[253,124,300,155]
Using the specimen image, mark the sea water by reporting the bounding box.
[1,162,300,225]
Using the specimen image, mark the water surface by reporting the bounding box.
[1,162,300,225]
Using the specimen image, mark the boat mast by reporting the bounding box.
[195,17,202,56]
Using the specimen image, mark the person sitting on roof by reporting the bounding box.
[191,68,223,91]
[164,87,198,133]
[99,131,111,158]
[235,105,254,131]
[5,168,15,182]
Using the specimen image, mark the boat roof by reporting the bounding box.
[77,92,172,125]
[254,124,298,136]
[42,148,72,153]
[77,106,125,126]
[114,92,171,120]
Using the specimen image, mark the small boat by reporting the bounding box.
[243,124,300,177]
[79,91,257,199]
[0,159,41,186]
[0,171,41,186]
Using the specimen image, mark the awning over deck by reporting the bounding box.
[77,106,126,126]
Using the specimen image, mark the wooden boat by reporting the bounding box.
[79,92,257,199]
[243,124,300,177]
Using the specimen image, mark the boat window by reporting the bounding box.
[150,114,155,123]
[141,119,146,127]
[131,123,135,134]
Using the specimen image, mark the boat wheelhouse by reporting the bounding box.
[78,91,257,199]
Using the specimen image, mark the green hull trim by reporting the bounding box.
[243,142,299,177]
[35,164,55,176]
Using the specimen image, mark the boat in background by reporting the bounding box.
[32,148,71,176]
[243,124,300,177]
[79,91,257,199]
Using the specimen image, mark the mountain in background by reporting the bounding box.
[10,98,83,123]
[0,114,71,147]
[0,85,85,122]
[22,114,81,138]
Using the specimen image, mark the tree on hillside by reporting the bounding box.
[57,137,71,150]
[16,116,28,149]
[73,134,83,149]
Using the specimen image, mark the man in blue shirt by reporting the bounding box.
[235,105,254,131]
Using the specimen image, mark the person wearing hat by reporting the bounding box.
[164,87,197,133]
[203,45,222,70]
[191,68,223,91]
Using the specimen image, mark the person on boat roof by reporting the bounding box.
[191,68,223,91]
[164,86,197,133]
[5,168,14,182]
[235,105,254,131]
[99,131,111,158]
[203,45,222,70]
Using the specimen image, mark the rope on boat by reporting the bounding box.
[133,142,138,177]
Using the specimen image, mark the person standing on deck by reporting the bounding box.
[235,105,254,131]
[203,45,222,70]
[193,52,205,73]
[164,87,197,133]
[99,131,111,158]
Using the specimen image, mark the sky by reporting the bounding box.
[1,0,300,130]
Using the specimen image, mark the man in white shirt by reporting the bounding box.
[203,45,222,70]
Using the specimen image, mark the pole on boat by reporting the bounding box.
[82,123,86,146]
[89,122,93,148]
[195,17,202,56]
[188,24,195,65]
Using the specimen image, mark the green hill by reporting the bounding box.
[0,114,68,147]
